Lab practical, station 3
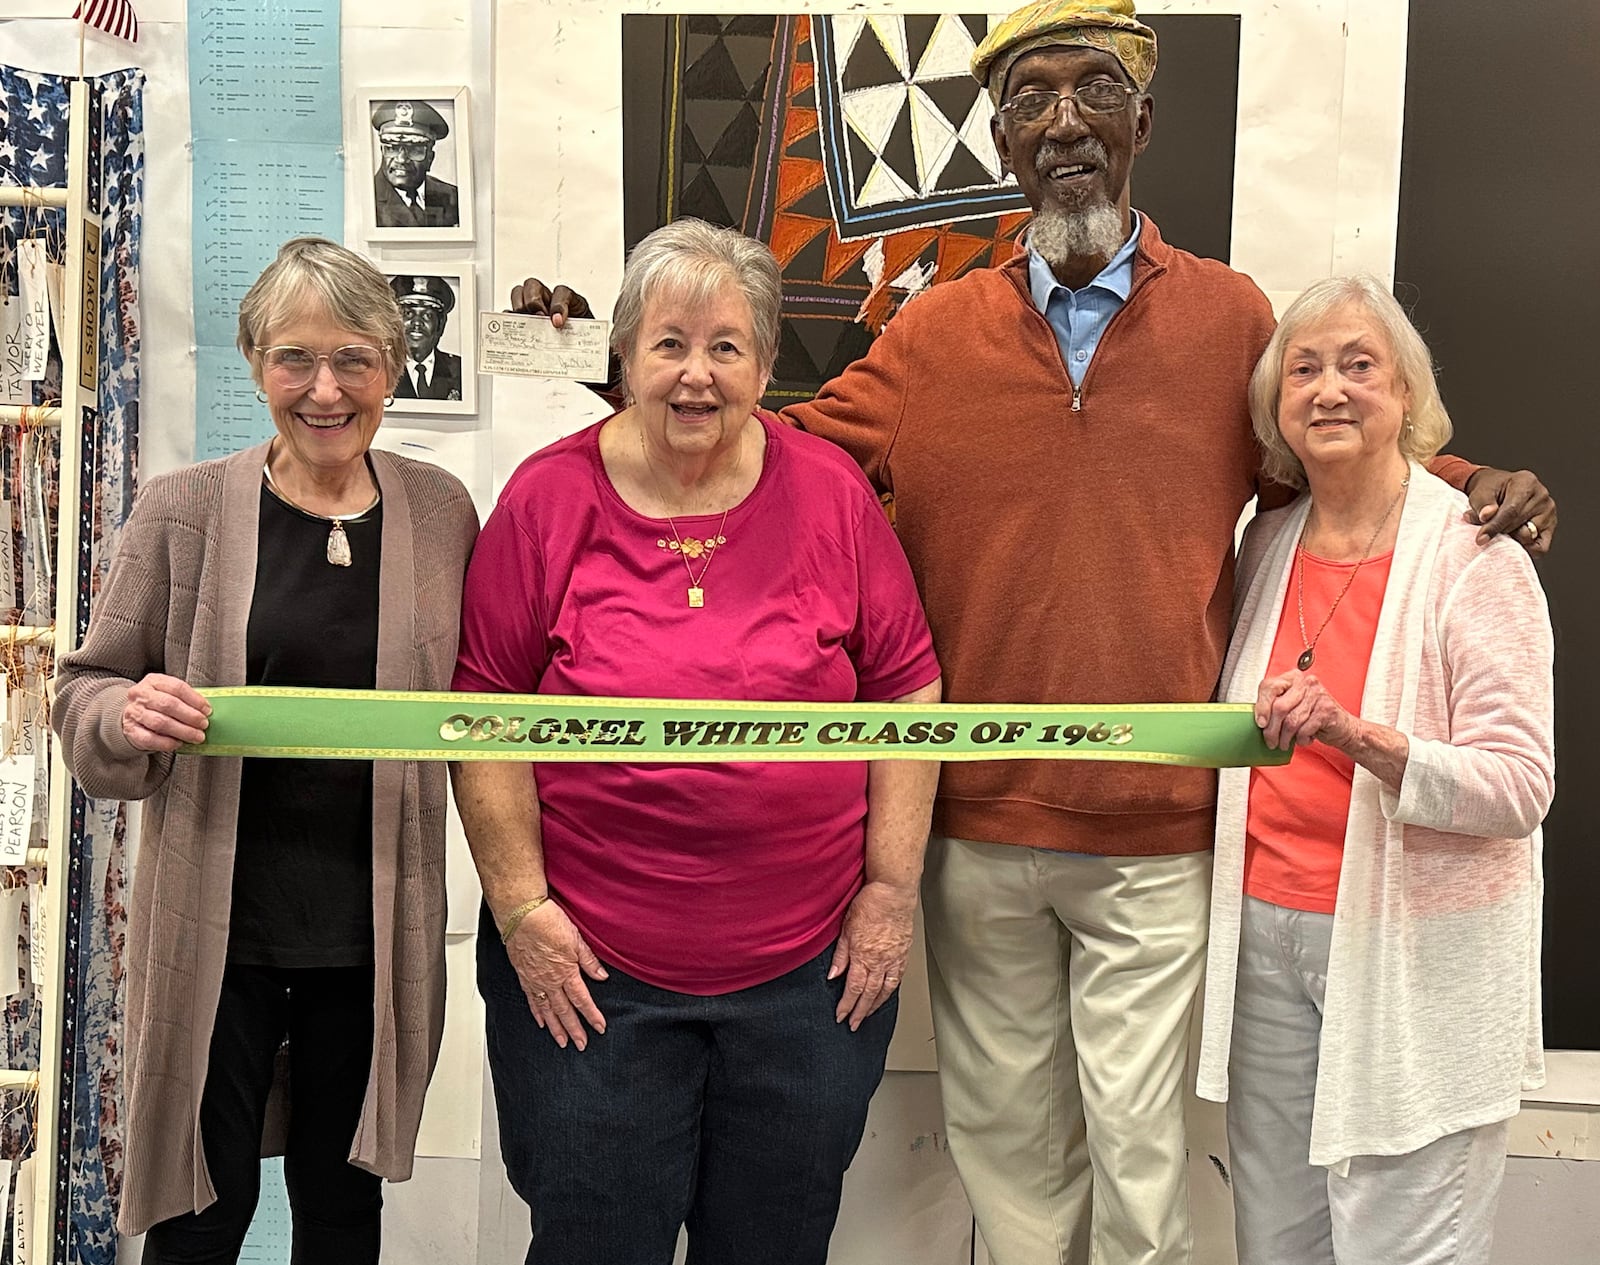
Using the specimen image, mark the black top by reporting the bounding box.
[228,483,382,967]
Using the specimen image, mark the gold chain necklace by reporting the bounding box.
[639,431,732,609]
[1294,476,1408,671]
[261,460,381,567]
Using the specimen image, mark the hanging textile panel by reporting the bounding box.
[1,62,144,1265]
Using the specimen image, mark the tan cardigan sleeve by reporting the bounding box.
[51,475,193,801]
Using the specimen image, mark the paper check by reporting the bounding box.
[477,313,611,381]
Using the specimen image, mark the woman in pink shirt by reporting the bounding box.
[451,219,942,1264]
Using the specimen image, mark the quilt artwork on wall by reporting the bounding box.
[621,12,1241,405]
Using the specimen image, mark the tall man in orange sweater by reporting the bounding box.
[775,4,1553,1264]
[513,2,1552,1259]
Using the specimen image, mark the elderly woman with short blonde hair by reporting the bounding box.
[1199,275,1554,1265]
[53,236,478,1264]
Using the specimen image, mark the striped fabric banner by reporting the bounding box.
[73,0,139,43]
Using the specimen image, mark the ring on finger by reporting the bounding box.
[533,991,549,1002]
[1522,520,1540,539]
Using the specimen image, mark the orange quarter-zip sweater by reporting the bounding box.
[786,217,1478,856]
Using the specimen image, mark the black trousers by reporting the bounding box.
[143,962,382,1265]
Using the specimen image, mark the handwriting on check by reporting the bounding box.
[477,313,611,381]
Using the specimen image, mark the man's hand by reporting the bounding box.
[508,278,593,329]
[1464,467,1556,556]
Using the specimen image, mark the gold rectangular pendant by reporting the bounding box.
[687,586,704,608]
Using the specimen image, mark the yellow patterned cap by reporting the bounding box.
[972,0,1158,105]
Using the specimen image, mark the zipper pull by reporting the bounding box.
[1071,386,1082,412]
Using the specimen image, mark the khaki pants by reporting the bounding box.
[922,836,1211,1265]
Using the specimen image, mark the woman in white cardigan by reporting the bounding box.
[1198,276,1554,1265]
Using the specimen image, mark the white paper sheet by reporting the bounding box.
[0,1158,12,1247]
[0,887,25,998]
[0,500,17,610]
[368,420,493,519]
[0,754,35,866]
[26,874,45,997]
[1,301,29,405]
[11,1154,32,1265]
[14,241,50,382]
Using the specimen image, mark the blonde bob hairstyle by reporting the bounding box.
[237,236,407,390]
[1249,275,1453,490]
[610,218,782,387]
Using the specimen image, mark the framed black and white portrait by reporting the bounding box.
[360,86,475,243]
[382,266,477,416]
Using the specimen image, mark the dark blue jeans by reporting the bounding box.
[478,904,896,1265]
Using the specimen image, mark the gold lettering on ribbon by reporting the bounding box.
[469,715,507,741]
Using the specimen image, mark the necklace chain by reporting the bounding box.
[1294,476,1408,671]
[639,431,732,608]
[261,459,380,568]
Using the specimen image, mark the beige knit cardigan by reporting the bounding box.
[51,441,478,1235]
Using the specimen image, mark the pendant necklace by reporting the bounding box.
[262,459,381,567]
[640,431,731,608]
[1294,476,1408,671]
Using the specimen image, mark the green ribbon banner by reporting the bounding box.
[183,688,1289,768]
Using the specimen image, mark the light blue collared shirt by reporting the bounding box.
[1027,210,1142,388]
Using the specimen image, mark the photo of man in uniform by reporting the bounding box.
[389,274,463,401]
[371,99,461,229]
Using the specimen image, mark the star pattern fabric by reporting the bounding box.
[2,61,144,1265]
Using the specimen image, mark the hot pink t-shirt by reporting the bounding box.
[453,414,940,994]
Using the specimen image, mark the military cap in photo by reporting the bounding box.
[371,99,450,142]
[389,274,456,314]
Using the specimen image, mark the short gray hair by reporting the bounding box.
[1249,275,1453,490]
[237,236,407,388]
[611,219,782,379]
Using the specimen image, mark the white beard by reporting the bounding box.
[1028,203,1128,271]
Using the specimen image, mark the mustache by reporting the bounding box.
[1035,138,1109,175]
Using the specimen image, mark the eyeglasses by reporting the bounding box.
[1000,82,1137,125]
[379,140,433,160]
[259,344,389,390]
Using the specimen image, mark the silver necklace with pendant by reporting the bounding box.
[262,461,381,567]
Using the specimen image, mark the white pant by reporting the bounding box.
[921,835,1212,1265]
[1227,895,1510,1265]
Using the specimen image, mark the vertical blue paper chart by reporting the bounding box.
[189,0,344,459]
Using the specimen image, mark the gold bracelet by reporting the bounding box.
[499,894,550,944]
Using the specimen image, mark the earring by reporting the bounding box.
[384,395,396,407]
[1404,410,1414,433]
[256,389,269,403]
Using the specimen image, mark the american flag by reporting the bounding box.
[72,0,139,43]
